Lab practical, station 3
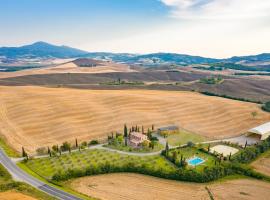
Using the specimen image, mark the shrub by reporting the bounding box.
[262,101,270,112]
[89,140,99,145]
[36,147,47,155]
[60,142,71,152]
[233,138,270,163]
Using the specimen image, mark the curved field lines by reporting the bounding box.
[0,86,269,153]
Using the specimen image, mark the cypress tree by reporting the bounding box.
[22,147,26,157]
[75,138,78,148]
[165,142,169,156]
[124,124,128,138]
[48,147,51,157]
[244,140,248,149]
[152,124,154,131]
[142,126,144,134]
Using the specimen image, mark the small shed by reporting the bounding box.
[247,122,270,140]
[157,125,179,136]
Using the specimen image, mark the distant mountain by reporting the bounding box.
[0,41,88,59]
[0,42,269,66]
[227,53,270,64]
[84,52,219,65]
[127,53,219,65]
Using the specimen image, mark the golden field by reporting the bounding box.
[0,86,269,153]
[0,191,37,200]
[0,61,134,79]
[251,152,270,176]
[69,173,270,200]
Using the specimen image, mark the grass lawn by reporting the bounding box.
[167,130,206,146]
[168,147,217,171]
[104,142,163,153]
[0,164,56,200]
[24,149,177,180]
[0,137,20,158]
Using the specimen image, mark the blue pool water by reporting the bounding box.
[188,157,205,166]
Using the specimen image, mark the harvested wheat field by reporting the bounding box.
[0,61,134,79]
[251,152,270,176]
[0,86,269,153]
[0,191,37,200]
[69,173,270,200]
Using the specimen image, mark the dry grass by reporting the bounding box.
[0,86,269,153]
[251,151,270,176]
[0,61,134,79]
[69,173,208,200]
[0,191,37,200]
[69,173,270,200]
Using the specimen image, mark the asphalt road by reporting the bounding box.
[0,148,83,200]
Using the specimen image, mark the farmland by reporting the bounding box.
[0,163,55,200]
[251,151,270,176]
[0,191,37,200]
[24,149,176,180]
[167,130,206,146]
[0,86,269,153]
[68,173,270,200]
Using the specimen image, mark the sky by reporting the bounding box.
[0,0,270,58]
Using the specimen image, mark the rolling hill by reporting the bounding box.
[0,86,269,153]
[0,41,88,59]
[1,42,270,65]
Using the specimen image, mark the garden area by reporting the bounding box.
[104,131,163,153]
[104,142,163,153]
[18,136,270,185]
[166,130,206,146]
[23,149,177,180]
[104,124,163,153]
[164,146,217,171]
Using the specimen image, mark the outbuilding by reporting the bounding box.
[157,125,179,136]
[247,122,270,140]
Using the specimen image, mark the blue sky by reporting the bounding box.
[0,0,270,58]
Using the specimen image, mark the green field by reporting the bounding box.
[104,142,163,153]
[167,130,206,146]
[0,138,19,158]
[25,149,176,180]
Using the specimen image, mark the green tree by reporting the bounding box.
[172,151,177,163]
[75,138,78,148]
[48,147,51,157]
[52,145,58,152]
[124,124,128,137]
[22,147,27,157]
[251,111,258,118]
[165,142,169,156]
[61,141,71,152]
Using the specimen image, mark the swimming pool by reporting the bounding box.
[188,157,205,166]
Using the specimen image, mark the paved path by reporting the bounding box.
[33,138,227,159]
[0,148,82,200]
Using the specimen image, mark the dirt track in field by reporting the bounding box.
[0,86,269,153]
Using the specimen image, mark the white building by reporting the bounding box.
[247,122,270,140]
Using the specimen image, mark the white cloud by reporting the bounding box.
[160,0,270,20]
